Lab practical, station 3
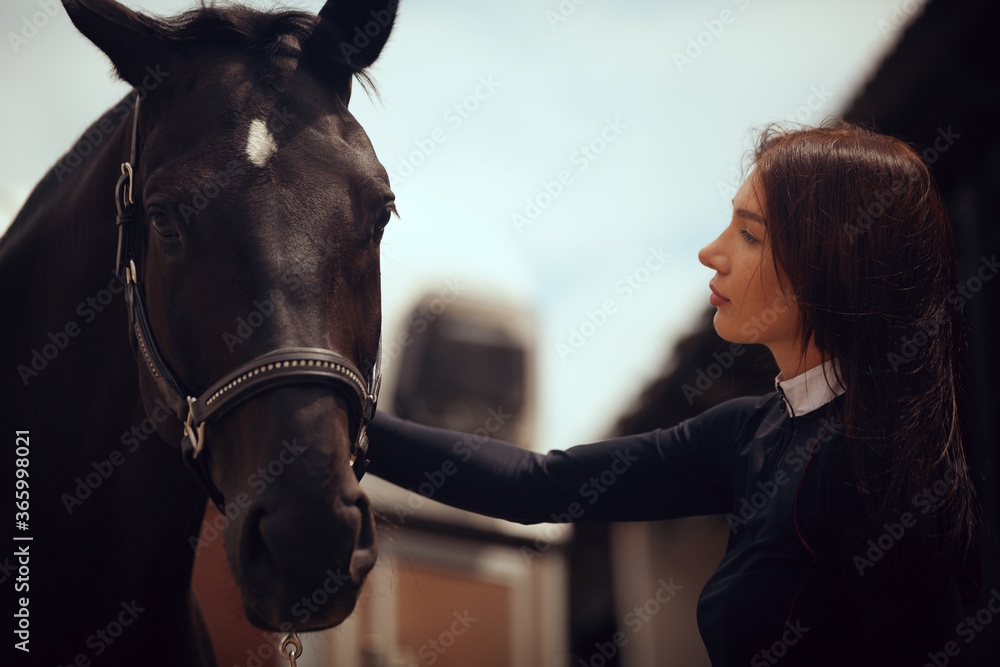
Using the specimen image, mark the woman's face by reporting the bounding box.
[697,173,800,348]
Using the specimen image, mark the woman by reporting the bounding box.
[367,122,982,665]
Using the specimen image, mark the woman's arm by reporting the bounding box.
[366,395,763,524]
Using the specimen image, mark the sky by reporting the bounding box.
[0,0,922,451]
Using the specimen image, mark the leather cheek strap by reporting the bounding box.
[127,280,189,419]
[180,437,226,513]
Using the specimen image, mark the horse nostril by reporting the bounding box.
[239,506,278,583]
[349,492,378,579]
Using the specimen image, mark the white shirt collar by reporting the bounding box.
[774,358,846,418]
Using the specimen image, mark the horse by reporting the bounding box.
[0,0,398,663]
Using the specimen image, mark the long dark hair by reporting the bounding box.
[749,121,981,601]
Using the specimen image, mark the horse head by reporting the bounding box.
[63,0,397,631]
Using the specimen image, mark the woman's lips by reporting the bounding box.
[709,284,730,306]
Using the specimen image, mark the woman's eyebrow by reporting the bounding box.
[734,207,765,225]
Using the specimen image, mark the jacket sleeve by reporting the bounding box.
[366,396,762,525]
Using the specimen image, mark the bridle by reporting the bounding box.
[113,93,380,514]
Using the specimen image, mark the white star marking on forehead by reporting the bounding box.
[245,119,277,167]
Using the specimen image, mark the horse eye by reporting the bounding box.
[373,206,393,240]
[148,207,178,238]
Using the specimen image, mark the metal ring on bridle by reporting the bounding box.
[279,632,303,666]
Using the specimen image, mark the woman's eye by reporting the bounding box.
[739,229,757,244]
[149,208,178,238]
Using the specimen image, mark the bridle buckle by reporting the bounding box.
[126,258,137,286]
[184,396,206,458]
[120,162,134,205]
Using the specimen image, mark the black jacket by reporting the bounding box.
[368,390,971,666]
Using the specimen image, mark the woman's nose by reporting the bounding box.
[698,235,728,274]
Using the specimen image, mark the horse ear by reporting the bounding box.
[318,0,397,69]
[62,0,172,89]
